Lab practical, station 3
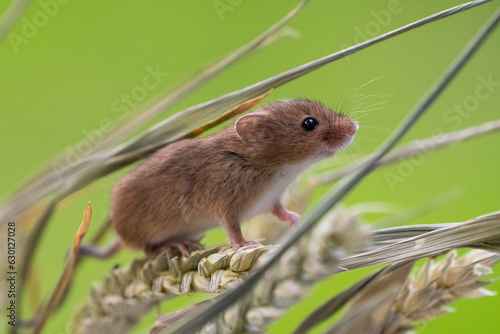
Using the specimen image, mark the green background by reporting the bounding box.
[1,0,500,333]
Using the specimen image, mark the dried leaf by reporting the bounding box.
[186,89,272,138]
[32,202,92,333]
[340,211,500,272]
[73,202,92,252]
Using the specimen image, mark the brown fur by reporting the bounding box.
[110,99,357,252]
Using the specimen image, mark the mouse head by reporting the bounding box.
[235,99,358,164]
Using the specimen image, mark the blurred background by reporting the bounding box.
[1,0,499,333]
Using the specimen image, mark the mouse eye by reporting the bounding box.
[302,117,318,131]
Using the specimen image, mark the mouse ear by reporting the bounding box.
[234,113,270,144]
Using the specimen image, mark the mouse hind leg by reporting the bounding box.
[146,236,204,259]
[221,216,261,250]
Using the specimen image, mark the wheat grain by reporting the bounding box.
[72,205,370,334]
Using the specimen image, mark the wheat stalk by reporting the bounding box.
[323,249,500,334]
[390,249,499,333]
[72,205,500,333]
[72,205,370,334]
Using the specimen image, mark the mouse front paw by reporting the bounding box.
[272,202,301,226]
[287,211,301,227]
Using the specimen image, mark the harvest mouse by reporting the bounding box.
[79,99,358,259]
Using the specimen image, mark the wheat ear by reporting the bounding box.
[327,249,500,334]
[72,205,370,334]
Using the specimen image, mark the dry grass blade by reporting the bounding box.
[15,196,61,329]
[325,262,414,334]
[185,89,273,138]
[165,6,500,333]
[311,118,500,186]
[0,0,33,42]
[330,250,500,334]
[0,0,488,225]
[293,262,412,334]
[327,289,400,334]
[0,0,307,224]
[373,222,500,252]
[372,224,455,247]
[31,202,92,333]
[340,211,500,272]
[98,1,306,150]
[114,0,492,161]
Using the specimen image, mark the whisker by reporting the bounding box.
[344,76,383,96]
[358,126,393,135]
[351,113,370,120]
[357,107,385,113]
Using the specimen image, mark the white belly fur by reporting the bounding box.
[241,156,321,221]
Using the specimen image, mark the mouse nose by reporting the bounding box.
[347,122,358,136]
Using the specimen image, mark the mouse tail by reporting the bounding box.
[78,237,123,259]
